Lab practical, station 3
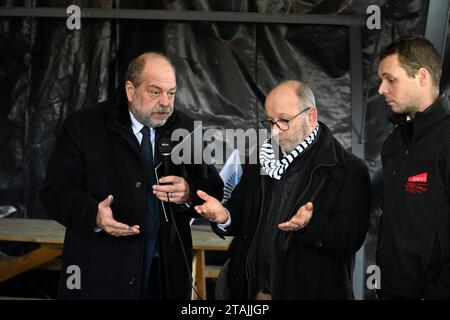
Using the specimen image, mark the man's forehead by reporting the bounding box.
[267,88,299,106]
[146,74,176,83]
[141,56,175,76]
[379,54,401,68]
[142,71,176,87]
[378,55,399,75]
[265,101,296,118]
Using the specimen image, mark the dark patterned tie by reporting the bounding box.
[140,126,160,293]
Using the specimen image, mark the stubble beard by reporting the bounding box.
[130,102,173,128]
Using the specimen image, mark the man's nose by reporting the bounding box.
[378,81,387,95]
[159,92,170,106]
[271,125,281,136]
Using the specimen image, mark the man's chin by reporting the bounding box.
[150,119,168,128]
[149,113,171,127]
[387,102,403,113]
[280,143,292,154]
[389,105,404,114]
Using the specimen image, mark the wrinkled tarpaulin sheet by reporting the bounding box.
[0,0,447,298]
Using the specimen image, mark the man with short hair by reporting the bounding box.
[377,36,450,299]
[40,52,223,299]
[195,80,370,299]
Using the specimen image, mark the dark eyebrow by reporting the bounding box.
[264,112,289,120]
[146,85,162,91]
[146,85,177,91]
[380,72,395,78]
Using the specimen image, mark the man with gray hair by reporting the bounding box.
[40,52,223,299]
[196,80,371,299]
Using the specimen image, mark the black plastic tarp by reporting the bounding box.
[1,0,448,299]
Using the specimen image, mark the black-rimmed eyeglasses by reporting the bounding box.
[260,107,311,131]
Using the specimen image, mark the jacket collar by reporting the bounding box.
[107,92,133,132]
[106,92,182,159]
[260,121,346,185]
[389,94,450,138]
[309,121,347,172]
[107,92,179,137]
[265,121,348,202]
[413,94,450,138]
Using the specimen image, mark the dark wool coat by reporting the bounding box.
[214,123,370,299]
[40,99,223,299]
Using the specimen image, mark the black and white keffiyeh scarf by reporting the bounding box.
[259,124,320,180]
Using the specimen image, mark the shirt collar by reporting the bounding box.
[129,111,144,135]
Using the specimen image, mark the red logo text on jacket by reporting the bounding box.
[405,172,428,194]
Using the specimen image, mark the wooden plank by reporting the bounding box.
[191,252,198,300]
[191,225,233,251]
[1,255,61,272]
[192,249,206,300]
[0,219,232,250]
[204,265,221,278]
[0,219,233,297]
[38,258,62,271]
[0,297,48,300]
[0,219,65,244]
[0,245,62,282]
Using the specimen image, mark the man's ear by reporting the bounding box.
[417,67,430,87]
[125,81,135,102]
[309,107,318,126]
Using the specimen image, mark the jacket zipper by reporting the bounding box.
[400,150,408,172]
[386,126,411,197]
[245,172,266,299]
[385,149,409,208]
[281,163,333,253]
[244,161,334,298]
[381,133,411,253]
[285,162,335,223]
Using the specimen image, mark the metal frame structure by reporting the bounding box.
[0,7,363,25]
[0,6,367,299]
[425,0,450,63]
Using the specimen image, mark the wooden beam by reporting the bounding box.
[0,245,62,282]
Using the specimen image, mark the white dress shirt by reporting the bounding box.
[129,111,156,154]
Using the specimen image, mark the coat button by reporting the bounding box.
[235,277,240,283]
[135,181,142,188]
[129,278,136,285]
[315,240,323,249]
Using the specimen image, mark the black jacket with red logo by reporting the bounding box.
[377,95,450,299]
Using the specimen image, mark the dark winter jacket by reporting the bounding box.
[214,122,370,299]
[40,99,223,299]
[378,95,450,299]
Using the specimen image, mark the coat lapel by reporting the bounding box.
[106,97,142,156]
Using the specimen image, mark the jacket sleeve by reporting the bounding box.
[172,111,224,217]
[211,163,258,237]
[188,163,224,206]
[424,145,450,299]
[295,156,371,257]
[185,163,224,218]
[39,115,99,233]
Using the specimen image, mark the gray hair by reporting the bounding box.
[125,52,175,87]
[293,81,316,110]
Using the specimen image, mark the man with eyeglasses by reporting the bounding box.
[195,80,371,299]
